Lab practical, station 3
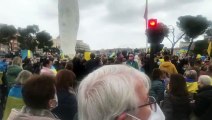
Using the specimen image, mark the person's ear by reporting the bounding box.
[117,113,127,120]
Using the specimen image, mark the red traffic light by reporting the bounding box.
[148,19,157,29]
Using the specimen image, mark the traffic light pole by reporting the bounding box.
[150,43,156,72]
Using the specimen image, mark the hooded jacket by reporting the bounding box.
[6,65,22,87]
[159,62,178,75]
[7,106,60,120]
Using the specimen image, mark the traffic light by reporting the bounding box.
[148,19,157,29]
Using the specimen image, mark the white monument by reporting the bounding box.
[58,0,79,58]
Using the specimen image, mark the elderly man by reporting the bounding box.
[194,75,212,120]
[77,65,165,120]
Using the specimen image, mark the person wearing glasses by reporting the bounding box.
[77,65,165,120]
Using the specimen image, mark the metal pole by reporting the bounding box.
[145,0,148,53]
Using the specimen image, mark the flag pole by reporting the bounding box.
[144,0,148,53]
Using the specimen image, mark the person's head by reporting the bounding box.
[169,74,188,97]
[152,68,162,80]
[65,61,73,71]
[22,75,57,110]
[90,53,95,59]
[23,58,31,65]
[160,70,169,79]
[15,70,32,85]
[12,56,22,66]
[198,75,212,89]
[164,56,170,62]
[78,65,165,120]
[56,69,76,91]
[128,53,134,61]
[184,70,197,81]
[43,59,52,68]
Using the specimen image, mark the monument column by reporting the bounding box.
[58,0,79,58]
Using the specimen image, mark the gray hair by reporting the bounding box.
[77,65,150,120]
[184,70,197,80]
[198,75,212,86]
[12,57,22,67]
[16,70,32,84]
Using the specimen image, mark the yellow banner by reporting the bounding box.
[84,52,91,61]
[207,42,212,56]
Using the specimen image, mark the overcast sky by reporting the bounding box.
[0,0,211,50]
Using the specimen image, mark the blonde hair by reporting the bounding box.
[12,57,22,66]
[16,70,32,84]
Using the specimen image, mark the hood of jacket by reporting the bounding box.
[7,65,22,75]
[7,107,60,120]
[160,62,173,67]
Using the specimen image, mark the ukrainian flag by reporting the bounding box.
[51,66,57,75]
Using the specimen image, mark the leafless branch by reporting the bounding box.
[174,33,185,44]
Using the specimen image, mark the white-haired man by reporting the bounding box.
[78,65,165,120]
[194,75,212,120]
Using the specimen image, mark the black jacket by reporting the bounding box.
[161,93,191,120]
[85,59,99,75]
[194,86,212,120]
[52,89,77,120]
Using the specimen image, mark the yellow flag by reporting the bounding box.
[207,42,212,56]
[84,52,91,61]
[27,50,31,58]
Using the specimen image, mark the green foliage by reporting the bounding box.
[17,25,53,52]
[177,15,211,53]
[36,31,53,49]
[0,24,17,45]
[17,25,39,52]
[193,40,208,55]
[206,27,212,37]
[177,15,210,39]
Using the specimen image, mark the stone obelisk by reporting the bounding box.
[58,0,79,58]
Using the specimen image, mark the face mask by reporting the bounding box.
[148,104,165,120]
[126,104,165,120]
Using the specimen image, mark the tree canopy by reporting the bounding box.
[36,31,53,49]
[0,24,17,51]
[17,25,53,52]
[177,15,210,39]
[17,25,39,52]
[177,15,211,53]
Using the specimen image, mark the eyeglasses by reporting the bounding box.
[125,96,157,120]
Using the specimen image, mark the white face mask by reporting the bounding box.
[148,104,165,120]
[127,104,165,120]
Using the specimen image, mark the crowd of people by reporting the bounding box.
[0,51,211,120]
